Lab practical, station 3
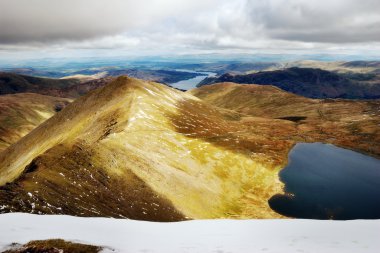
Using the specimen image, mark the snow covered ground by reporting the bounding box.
[0,213,379,253]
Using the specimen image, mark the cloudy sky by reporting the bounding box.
[1,0,380,60]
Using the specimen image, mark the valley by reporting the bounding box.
[168,69,216,90]
[0,74,379,220]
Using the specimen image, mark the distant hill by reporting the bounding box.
[198,67,380,99]
[342,61,380,68]
[278,60,380,74]
[0,70,198,98]
[0,72,79,96]
[174,62,280,75]
[2,68,201,85]
[0,72,115,98]
[105,69,201,83]
[189,82,380,158]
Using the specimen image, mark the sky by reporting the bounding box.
[0,0,380,60]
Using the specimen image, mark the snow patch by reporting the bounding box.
[0,213,379,253]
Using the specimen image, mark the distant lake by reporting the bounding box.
[169,69,216,90]
[269,143,380,220]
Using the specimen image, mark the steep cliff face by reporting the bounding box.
[0,77,286,220]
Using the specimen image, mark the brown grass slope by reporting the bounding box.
[190,82,380,158]
[0,93,71,152]
[3,239,102,253]
[0,77,286,220]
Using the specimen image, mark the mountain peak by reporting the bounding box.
[0,76,181,184]
[0,77,284,220]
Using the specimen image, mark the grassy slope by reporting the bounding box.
[189,82,380,158]
[0,93,72,152]
[0,77,285,220]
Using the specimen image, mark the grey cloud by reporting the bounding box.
[0,0,217,44]
[245,0,380,43]
[0,0,380,54]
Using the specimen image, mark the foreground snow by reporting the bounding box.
[0,213,379,253]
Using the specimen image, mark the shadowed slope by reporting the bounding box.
[198,67,380,99]
[0,72,114,98]
[0,93,71,152]
[0,72,79,96]
[0,77,285,220]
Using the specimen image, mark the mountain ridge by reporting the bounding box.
[198,67,380,99]
[1,77,378,221]
[0,76,285,220]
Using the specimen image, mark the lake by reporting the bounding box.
[169,70,216,90]
[269,142,380,219]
